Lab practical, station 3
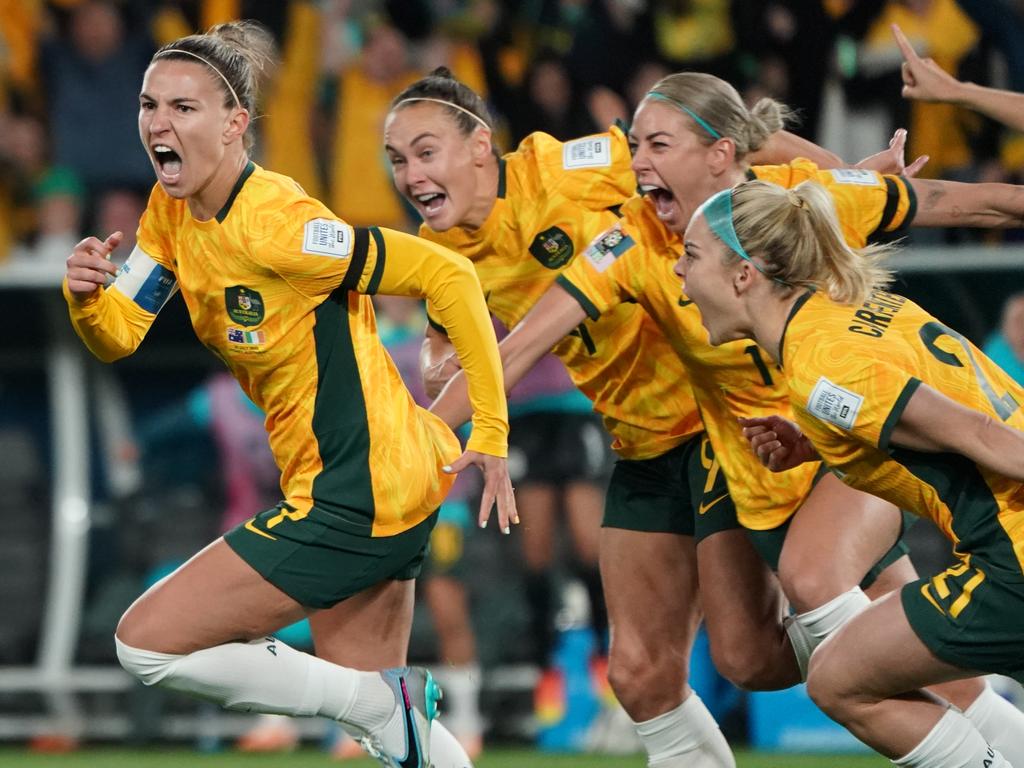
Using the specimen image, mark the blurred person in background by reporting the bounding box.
[324,16,422,231]
[41,1,155,205]
[984,294,1024,387]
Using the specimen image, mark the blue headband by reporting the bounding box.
[699,189,790,286]
[645,92,722,140]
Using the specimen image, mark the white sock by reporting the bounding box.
[965,682,1024,766]
[788,587,870,679]
[893,708,1010,768]
[115,636,395,730]
[428,720,475,768]
[634,693,736,768]
[431,664,483,741]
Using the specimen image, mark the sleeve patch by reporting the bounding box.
[829,168,878,186]
[563,136,612,169]
[302,218,353,258]
[583,223,635,273]
[112,245,177,314]
[807,376,864,430]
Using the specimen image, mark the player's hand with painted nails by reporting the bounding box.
[443,451,519,534]
[854,128,928,177]
[65,231,123,301]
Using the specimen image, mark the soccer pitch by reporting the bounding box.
[0,747,889,767]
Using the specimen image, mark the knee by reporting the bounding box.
[608,639,686,711]
[779,562,844,615]
[115,634,179,687]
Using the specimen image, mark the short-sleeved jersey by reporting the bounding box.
[557,162,918,528]
[783,291,1024,576]
[421,128,702,460]
[66,162,508,537]
[750,160,916,246]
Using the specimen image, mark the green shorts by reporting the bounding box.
[225,502,437,610]
[602,434,740,541]
[902,556,1024,679]
[747,503,914,591]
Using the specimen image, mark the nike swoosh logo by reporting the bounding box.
[398,678,421,768]
[678,297,693,307]
[244,518,276,540]
[698,493,728,515]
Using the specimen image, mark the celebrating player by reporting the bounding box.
[62,21,514,768]
[683,178,1024,768]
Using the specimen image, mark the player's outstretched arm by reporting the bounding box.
[890,383,1024,481]
[430,284,587,431]
[908,177,1024,229]
[739,414,821,472]
[894,23,1024,133]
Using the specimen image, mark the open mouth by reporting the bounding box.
[152,144,182,183]
[639,184,677,220]
[414,192,446,218]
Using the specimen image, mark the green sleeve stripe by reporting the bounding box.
[337,227,370,294]
[875,177,900,236]
[365,227,386,295]
[879,377,922,450]
[555,275,601,320]
[895,176,918,232]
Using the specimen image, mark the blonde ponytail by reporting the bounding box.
[725,180,895,305]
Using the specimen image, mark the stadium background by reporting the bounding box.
[1,0,1023,764]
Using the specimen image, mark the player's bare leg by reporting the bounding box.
[807,591,1008,766]
[602,528,734,767]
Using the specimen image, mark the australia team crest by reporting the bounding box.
[225,286,265,327]
[529,227,574,269]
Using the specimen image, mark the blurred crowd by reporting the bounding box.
[2,0,1024,266]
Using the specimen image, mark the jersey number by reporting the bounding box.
[744,345,774,386]
[919,321,1019,421]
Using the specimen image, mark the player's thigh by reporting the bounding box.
[309,578,416,670]
[779,473,906,610]
[116,537,306,654]
[600,527,699,652]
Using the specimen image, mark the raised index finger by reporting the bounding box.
[891,24,920,64]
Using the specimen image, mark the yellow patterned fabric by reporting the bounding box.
[65,163,507,537]
[422,127,703,459]
[751,160,916,247]
[784,291,1024,575]
[560,194,817,529]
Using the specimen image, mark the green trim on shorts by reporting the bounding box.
[602,435,739,540]
[225,503,437,609]
[747,483,913,589]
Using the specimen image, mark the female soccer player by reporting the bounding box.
[62,22,514,768]
[427,70,1024,763]
[682,178,1024,768]
[384,67,845,768]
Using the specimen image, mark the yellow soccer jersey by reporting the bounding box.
[65,162,507,537]
[421,127,702,460]
[560,194,819,529]
[751,159,917,247]
[784,290,1024,574]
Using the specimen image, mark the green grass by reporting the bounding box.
[0,747,890,767]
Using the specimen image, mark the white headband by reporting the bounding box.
[392,97,489,130]
[155,48,242,108]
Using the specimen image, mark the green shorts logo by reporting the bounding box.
[529,227,574,269]
[225,286,265,327]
